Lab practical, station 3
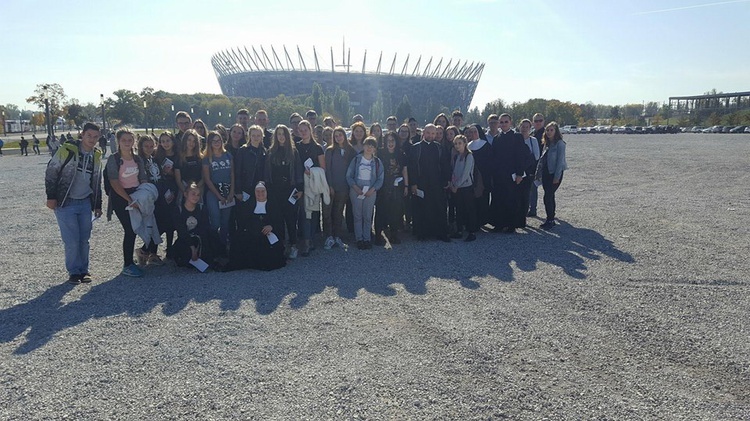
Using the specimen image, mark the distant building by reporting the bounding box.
[212,45,484,120]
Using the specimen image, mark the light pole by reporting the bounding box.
[43,84,52,138]
[2,111,5,136]
[143,100,148,134]
[171,105,175,133]
[20,113,23,135]
[100,94,106,132]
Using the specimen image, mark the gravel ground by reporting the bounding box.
[0,133,748,420]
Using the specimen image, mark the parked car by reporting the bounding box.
[721,126,732,133]
[624,126,634,134]
[728,125,746,133]
[634,126,644,133]
[561,125,577,134]
[710,125,724,133]
[690,126,704,133]
[701,127,712,133]
[745,126,750,133]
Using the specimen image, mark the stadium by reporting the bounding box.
[211,45,484,118]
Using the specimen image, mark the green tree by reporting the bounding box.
[644,101,659,117]
[81,103,99,123]
[26,83,67,130]
[395,95,412,125]
[64,99,85,128]
[481,98,507,122]
[370,90,385,124]
[465,106,482,125]
[106,89,143,126]
[622,103,644,124]
[333,87,352,124]
[310,82,325,116]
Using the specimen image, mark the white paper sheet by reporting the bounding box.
[303,158,314,169]
[242,191,251,202]
[394,176,403,186]
[415,189,425,198]
[358,185,369,199]
[288,188,299,204]
[190,258,209,272]
[218,198,235,209]
[267,232,279,245]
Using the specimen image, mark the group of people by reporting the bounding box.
[18,135,42,156]
[45,108,567,284]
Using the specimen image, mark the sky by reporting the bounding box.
[1,0,748,112]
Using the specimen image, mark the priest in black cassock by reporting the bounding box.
[407,124,451,242]
[489,114,533,233]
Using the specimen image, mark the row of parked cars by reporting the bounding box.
[561,124,750,134]
[688,125,750,133]
[561,125,684,134]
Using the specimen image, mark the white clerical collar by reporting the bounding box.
[254,201,267,214]
[468,139,487,151]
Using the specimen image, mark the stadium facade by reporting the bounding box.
[211,45,484,118]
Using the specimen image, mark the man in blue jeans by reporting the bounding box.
[45,122,103,284]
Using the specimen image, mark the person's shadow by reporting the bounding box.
[0,220,632,354]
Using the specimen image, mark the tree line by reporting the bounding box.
[3,83,749,134]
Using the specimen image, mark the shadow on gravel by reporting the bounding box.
[514,220,635,279]
[0,220,632,354]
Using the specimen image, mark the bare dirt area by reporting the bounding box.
[1,133,748,420]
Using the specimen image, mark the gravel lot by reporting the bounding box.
[1,133,748,420]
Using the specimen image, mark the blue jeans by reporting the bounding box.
[298,207,320,241]
[54,198,93,276]
[349,189,377,241]
[205,193,232,246]
[529,183,538,214]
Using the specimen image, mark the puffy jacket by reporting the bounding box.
[45,141,103,210]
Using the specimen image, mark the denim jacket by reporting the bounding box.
[345,154,384,190]
[542,140,567,180]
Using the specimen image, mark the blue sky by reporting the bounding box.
[1,0,748,111]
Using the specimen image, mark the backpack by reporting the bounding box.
[103,153,118,196]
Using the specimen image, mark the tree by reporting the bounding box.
[622,103,644,124]
[81,103,99,124]
[546,100,580,126]
[333,87,352,124]
[26,83,67,131]
[370,90,385,124]
[395,95,412,125]
[480,98,507,122]
[64,99,86,128]
[610,106,621,120]
[31,113,45,127]
[644,101,659,117]
[310,83,325,116]
[465,106,482,125]
[106,89,143,126]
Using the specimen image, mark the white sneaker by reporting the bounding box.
[324,236,335,250]
[289,246,299,259]
[334,237,346,248]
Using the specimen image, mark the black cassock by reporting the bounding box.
[489,131,533,230]
[226,199,286,271]
[407,140,451,239]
